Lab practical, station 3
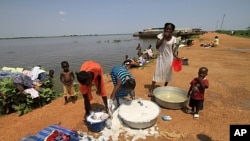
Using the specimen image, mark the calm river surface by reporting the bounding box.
[0,34,156,92]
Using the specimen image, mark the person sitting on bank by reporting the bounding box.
[137,52,147,66]
[200,36,219,47]
[146,44,154,59]
[123,55,139,69]
[211,36,219,47]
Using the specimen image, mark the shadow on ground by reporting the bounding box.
[197,133,212,141]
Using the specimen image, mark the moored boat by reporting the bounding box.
[134,27,203,39]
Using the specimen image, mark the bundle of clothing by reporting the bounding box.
[0,66,50,99]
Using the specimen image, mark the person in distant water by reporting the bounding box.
[136,43,141,50]
[110,66,136,106]
[148,22,180,97]
[60,61,77,104]
[136,43,142,57]
[186,67,209,119]
[75,61,108,120]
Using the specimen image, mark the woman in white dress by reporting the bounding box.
[148,23,180,97]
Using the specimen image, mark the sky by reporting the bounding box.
[0,0,250,38]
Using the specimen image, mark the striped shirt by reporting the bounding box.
[110,66,134,98]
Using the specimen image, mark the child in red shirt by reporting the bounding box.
[186,67,209,119]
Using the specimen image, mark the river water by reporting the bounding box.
[0,34,156,92]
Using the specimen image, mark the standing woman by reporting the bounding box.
[148,22,180,97]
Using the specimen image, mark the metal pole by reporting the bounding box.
[216,20,219,30]
[220,14,225,30]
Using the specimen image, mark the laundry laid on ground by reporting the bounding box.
[0,66,51,98]
[0,66,56,116]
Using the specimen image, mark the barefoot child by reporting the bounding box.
[186,67,209,119]
[60,61,77,104]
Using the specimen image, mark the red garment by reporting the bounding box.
[44,130,70,141]
[190,78,209,100]
[79,61,107,101]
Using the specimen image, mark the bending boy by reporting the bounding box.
[110,66,136,106]
[75,61,108,119]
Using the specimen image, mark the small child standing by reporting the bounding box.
[60,61,77,104]
[186,67,209,119]
[48,70,54,89]
[49,70,54,78]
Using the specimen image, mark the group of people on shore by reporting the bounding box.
[60,60,136,120]
[60,22,209,122]
[136,43,154,60]
[123,43,155,69]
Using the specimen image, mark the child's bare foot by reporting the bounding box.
[64,97,68,105]
[73,96,77,101]
[70,96,77,103]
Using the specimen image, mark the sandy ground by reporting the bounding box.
[1,32,250,141]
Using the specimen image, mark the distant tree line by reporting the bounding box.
[216,26,250,38]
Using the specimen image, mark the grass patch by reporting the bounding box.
[113,40,121,43]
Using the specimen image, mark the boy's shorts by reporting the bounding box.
[189,98,204,110]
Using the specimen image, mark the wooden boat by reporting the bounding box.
[134,27,203,39]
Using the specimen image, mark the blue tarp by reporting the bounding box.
[19,125,79,141]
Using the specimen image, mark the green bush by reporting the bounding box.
[0,77,58,116]
[113,40,121,43]
[216,30,250,38]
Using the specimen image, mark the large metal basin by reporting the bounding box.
[153,86,188,109]
[118,99,160,129]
